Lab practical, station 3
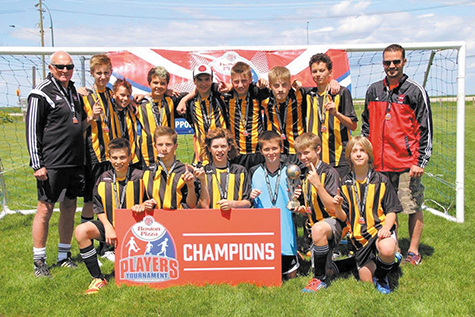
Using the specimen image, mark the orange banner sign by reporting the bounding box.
[114,208,282,288]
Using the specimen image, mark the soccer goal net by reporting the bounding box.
[0,43,465,223]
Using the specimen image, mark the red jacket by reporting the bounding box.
[362,75,432,172]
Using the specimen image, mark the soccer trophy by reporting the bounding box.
[286,164,301,211]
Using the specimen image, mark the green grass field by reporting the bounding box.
[0,103,473,316]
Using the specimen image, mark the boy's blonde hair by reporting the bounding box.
[268,66,291,84]
[90,54,112,72]
[154,126,177,145]
[294,132,321,152]
[231,62,252,79]
[345,136,374,171]
[147,66,170,84]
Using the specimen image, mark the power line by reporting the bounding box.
[50,1,475,22]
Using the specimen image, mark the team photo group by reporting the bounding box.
[25,43,432,295]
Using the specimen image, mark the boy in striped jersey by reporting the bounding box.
[294,133,346,293]
[305,53,357,178]
[75,138,144,294]
[262,66,305,164]
[136,66,187,167]
[221,62,266,170]
[81,54,121,224]
[179,64,228,164]
[136,126,198,211]
[112,79,141,169]
[196,128,251,210]
[335,136,402,294]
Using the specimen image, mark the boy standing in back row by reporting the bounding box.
[306,53,357,178]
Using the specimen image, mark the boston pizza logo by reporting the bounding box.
[119,215,179,283]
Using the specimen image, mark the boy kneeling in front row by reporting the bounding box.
[335,136,402,294]
[75,138,144,294]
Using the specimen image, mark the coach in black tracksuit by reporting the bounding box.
[26,51,88,277]
[361,44,433,266]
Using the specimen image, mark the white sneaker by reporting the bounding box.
[97,258,103,267]
[101,251,115,263]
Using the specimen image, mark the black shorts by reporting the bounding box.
[282,255,299,275]
[37,166,85,203]
[232,152,265,171]
[90,219,108,242]
[83,161,112,202]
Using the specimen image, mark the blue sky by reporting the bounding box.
[0,0,474,94]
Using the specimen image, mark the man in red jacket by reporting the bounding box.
[362,44,433,265]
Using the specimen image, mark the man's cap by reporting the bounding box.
[193,64,213,79]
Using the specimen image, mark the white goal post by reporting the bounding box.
[0,42,465,223]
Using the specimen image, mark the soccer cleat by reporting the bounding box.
[395,252,403,263]
[101,251,115,263]
[56,252,78,268]
[403,252,422,265]
[302,278,327,293]
[34,258,52,278]
[374,277,391,294]
[85,278,107,295]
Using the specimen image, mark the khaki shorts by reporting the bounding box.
[385,171,424,215]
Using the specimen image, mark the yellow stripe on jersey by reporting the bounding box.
[306,88,355,167]
[136,97,176,166]
[187,96,227,163]
[203,164,250,209]
[94,169,144,226]
[83,88,121,163]
[262,89,304,155]
[142,162,189,210]
[227,96,262,155]
[343,181,389,248]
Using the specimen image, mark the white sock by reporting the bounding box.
[33,247,46,261]
[57,243,71,261]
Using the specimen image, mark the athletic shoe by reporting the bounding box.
[403,252,422,265]
[302,278,327,293]
[85,278,107,295]
[395,252,402,263]
[34,258,52,278]
[101,251,115,263]
[373,277,391,294]
[56,252,77,268]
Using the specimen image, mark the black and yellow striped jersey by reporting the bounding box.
[93,168,144,226]
[306,86,357,167]
[142,160,196,210]
[262,88,306,155]
[83,87,121,164]
[114,106,140,164]
[302,161,340,224]
[136,96,182,167]
[202,163,251,209]
[340,170,402,249]
[184,92,228,162]
[220,83,265,155]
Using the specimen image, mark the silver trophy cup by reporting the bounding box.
[286,164,301,210]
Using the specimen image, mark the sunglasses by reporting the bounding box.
[52,64,75,70]
[383,60,402,67]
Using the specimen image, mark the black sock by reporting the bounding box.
[80,244,103,279]
[312,244,329,280]
[81,216,94,224]
[374,256,393,281]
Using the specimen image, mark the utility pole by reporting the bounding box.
[37,0,46,79]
